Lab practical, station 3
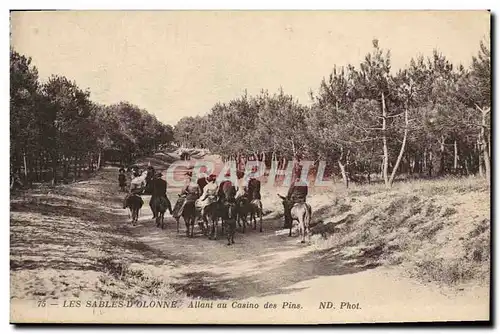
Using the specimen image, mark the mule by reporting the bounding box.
[124,194,144,225]
[278,194,312,243]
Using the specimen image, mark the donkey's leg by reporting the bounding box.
[209,216,215,240]
[231,222,235,244]
[185,217,190,237]
[300,219,306,244]
[213,216,218,240]
[236,210,242,228]
[241,212,247,233]
[259,206,263,233]
[132,209,137,225]
[306,223,311,243]
[225,220,231,245]
[190,217,195,238]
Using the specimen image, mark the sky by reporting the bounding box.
[10,10,490,126]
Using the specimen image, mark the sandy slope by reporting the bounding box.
[10,151,490,323]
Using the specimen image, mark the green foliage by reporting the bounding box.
[174,38,490,181]
[10,49,173,184]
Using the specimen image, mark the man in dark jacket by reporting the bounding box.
[197,176,208,193]
[247,177,261,202]
[145,165,155,195]
[150,172,171,218]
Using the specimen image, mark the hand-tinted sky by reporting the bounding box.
[11,10,490,125]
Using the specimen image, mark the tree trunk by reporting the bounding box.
[23,152,28,184]
[338,148,349,188]
[97,150,102,170]
[338,160,349,189]
[36,156,41,182]
[413,154,419,174]
[479,107,490,184]
[423,147,427,171]
[388,106,408,187]
[51,154,58,185]
[88,153,94,173]
[381,92,389,186]
[488,131,491,160]
[73,156,78,182]
[453,139,459,172]
[77,156,82,178]
[428,151,433,177]
[439,135,445,176]
[477,136,484,178]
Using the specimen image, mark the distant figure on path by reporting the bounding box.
[118,168,127,192]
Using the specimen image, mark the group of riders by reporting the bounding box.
[119,161,310,235]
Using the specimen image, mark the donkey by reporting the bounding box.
[124,194,144,225]
[249,199,263,232]
[278,194,312,243]
[153,196,171,229]
[175,199,198,238]
[223,201,238,246]
[236,196,263,233]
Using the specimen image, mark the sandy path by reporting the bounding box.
[126,154,489,322]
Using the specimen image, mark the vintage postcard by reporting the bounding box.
[9,10,491,324]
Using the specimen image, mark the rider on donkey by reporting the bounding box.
[247,166,262,202]
[234,170,247,201]
[172,172,200,219]
[123,169,145,209]
[196,166,209,193]
[284,166,308,229]
[150,171,172,219]
[218,171,237,205]
[196,174,218,218]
